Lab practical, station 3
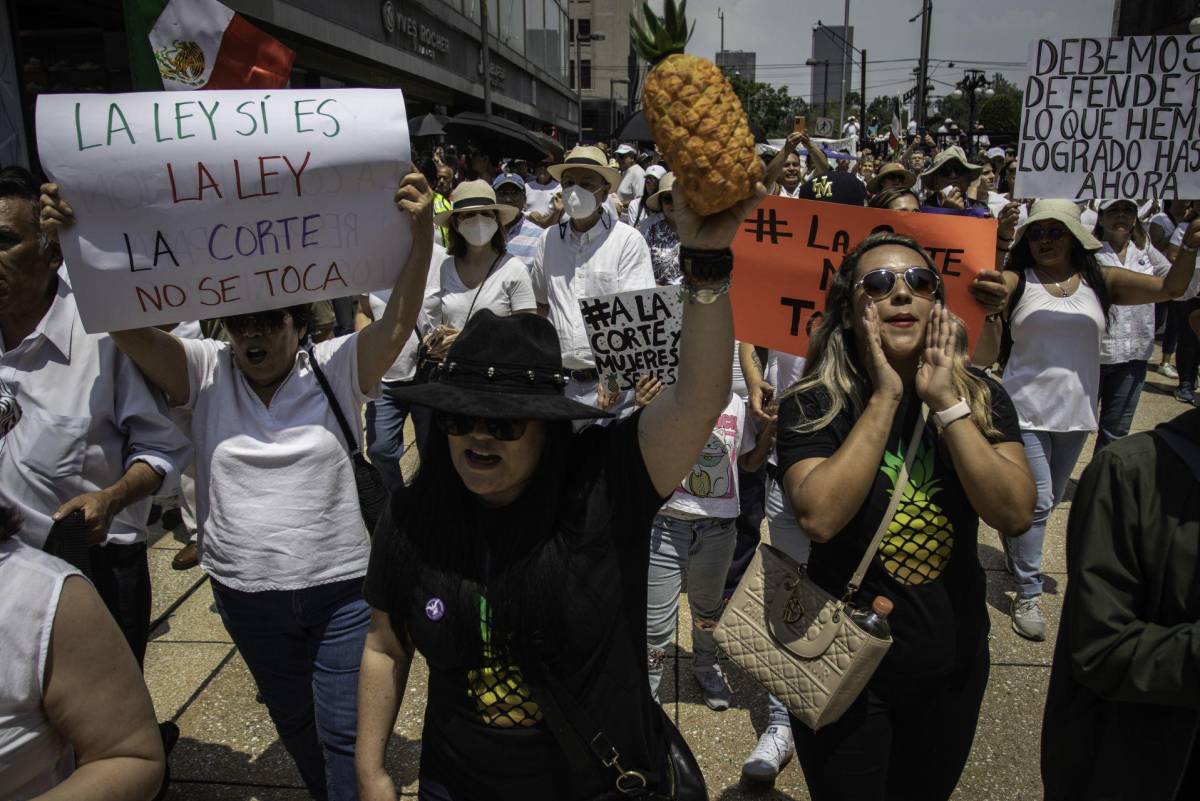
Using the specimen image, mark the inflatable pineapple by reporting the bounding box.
[631,0,762,215]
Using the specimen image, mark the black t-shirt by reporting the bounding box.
[363,413,669,800]
[775,375,1021,678]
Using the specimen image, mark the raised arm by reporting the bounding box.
[1106,219,1200,305]
[762,132,803,193]
[638,183,767,497]
[39,577,165,801]
[356,172,435,394]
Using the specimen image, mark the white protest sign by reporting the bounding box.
[1015,35,1200,200]
[579,286,683,394]
[36,88,411,332]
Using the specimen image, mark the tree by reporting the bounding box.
[728,73,796,139]
[932,72,1023,134]
[866,95,900,131]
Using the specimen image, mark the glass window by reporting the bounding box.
[580,59,591,89]
[498,0,524,53]
[569,59,574,89]
[525,0,544,69]
[559,6,569,82]
[545,2,561,79]
[465,0,480,23]
[578,18,590,39]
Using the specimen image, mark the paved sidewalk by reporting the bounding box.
[146,362,1187,800]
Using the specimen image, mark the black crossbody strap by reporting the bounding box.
[305,345,361,457]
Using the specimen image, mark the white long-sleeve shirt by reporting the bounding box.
[0,280,190,548]
[531,212,655,370]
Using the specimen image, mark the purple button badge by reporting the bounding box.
[425,597,445,621]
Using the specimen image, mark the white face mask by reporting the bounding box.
[457,215,498,247]
[563,184,599,218]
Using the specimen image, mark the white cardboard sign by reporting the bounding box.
[1015,35,1200,199]
[580,286,684,394]
[36,88,412,332]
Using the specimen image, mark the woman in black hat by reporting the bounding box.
[356,178,766,801]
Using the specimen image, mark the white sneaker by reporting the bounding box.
[742,724,794,783]
[1159,363,1180,379]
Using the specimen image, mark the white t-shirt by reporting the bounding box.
[0,540,79,799]
[524,180,560,218]
[1148,212,1175,242]
[181,334,378,591]
[371,243,446,384]
[618,164,646,202]
[1002,271,1104,432]
[1172,221,1190,247]
[1096,240,1196,364]
[661,394,756,520]
[422,252,536,331]
[765,351,806,467]
[1079,205,1099,230]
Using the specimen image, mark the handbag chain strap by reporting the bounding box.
[844,403,929,599]
[304,345,361,457]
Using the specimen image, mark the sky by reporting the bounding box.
[642,0,1117,110]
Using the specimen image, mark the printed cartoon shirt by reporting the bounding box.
[661,394,756,520]
[775,376,1021,678]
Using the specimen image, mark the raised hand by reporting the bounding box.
[633,374,666,407]
[863,302,905,402]
[941,187,966,211]
[996,201,1021,241]
[672,179,767,252]
[968,269,1009,315]
[915,302,959,411]
[39,182,75,239]
[395,171,433,226]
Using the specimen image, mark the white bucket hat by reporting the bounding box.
[1011,199,1103,252]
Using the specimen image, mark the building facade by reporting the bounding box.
[4,0,578,169]
[810,24,853,108]
[567,0,645,142]
[1110,0,1200,34]
[716,50,755,83]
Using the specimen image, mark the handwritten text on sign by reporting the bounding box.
[580,287,683,394]
[36,89,411,332]
[1015,36,1200,199]
[730,196,995,357]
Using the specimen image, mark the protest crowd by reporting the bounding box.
[5,3,1200,801]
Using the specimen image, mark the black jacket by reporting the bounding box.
[1041,409,1200,801]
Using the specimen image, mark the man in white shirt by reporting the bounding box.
[842,115,860,140]
[524,159,562,228]
[0,166,190,665]
[531,146,655,410]
[615,143,646,207]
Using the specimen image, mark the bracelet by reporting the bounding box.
[683,278,732,305]
[680,247,734,282]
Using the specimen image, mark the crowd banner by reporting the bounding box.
[731,196,995,357]
[580,286,683,394]
[36,88,411,333]
[1014,35,1200,200]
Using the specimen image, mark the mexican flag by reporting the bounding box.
[123,0,294,91]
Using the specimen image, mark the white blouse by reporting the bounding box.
[1095,240,1199,364]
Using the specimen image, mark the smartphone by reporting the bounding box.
[793,116,806,135]
[43,508,93,578]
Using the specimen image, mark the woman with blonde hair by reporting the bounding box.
[775,232,1035,800]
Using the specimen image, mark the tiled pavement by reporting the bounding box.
[147,358,1185,800]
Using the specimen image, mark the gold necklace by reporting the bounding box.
[1034,268,1076,297]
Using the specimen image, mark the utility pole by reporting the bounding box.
[914,0,932,127]
[838,0,850,131]
[718,8,725,55]
[480,0,493,115]
[860,48,866,141]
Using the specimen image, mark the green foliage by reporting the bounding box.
[865,95,901,130]
[931,72,1023,133]
[630,0,694,64]
[728,73,796,139]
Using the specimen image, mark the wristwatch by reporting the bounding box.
[932,397,971,431]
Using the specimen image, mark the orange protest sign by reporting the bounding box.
[731,197,998,356]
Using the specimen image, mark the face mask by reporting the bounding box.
[564,184,599,218]
[457,216,498,247]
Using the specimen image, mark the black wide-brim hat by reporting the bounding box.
[388,309,613,421]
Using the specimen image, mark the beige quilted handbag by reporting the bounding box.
[714,406,928,731]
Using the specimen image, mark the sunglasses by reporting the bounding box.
[659,193,673,205]
[1026,227,1066,243]
[937,165,967,179]
[224,310,289,334]
[854,267,941,301]
[436,412,529,441]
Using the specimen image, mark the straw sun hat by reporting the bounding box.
[546,145,622,188]
[432,180,519,227]
[1010,199,1103,252]
[645,172,676,212]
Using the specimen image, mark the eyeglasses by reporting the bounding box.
[1026,227,1066,243]
[436,412,529,441]
[854,267,941,301]
[937,165,967,179]
[224,310,289,334]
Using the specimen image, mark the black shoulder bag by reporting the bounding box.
[305,346,389,533]
[521,651,707,801]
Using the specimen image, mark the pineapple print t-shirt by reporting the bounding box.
[776,376,1021,678]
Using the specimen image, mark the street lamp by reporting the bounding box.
[572,26,606,143]
[953,68,993,149]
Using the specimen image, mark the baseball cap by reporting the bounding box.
[986,146,1005,159]
[646,164,668,180]
[492,172,526,190]
[799,171,867,206]
[614,143,637,156]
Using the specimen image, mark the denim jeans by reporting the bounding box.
[212,577,370,801]
[1096,360,1147,453]
[764,475,812,727]
[1176,299,1200,389]
[724,462,767,597]
[1006,429,1090,599]
[89,541,151,667]
[646,513,738,700]
[366,387,433,493]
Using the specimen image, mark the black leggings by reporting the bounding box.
[792,646,990,801]
[1176,299,1200,389]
